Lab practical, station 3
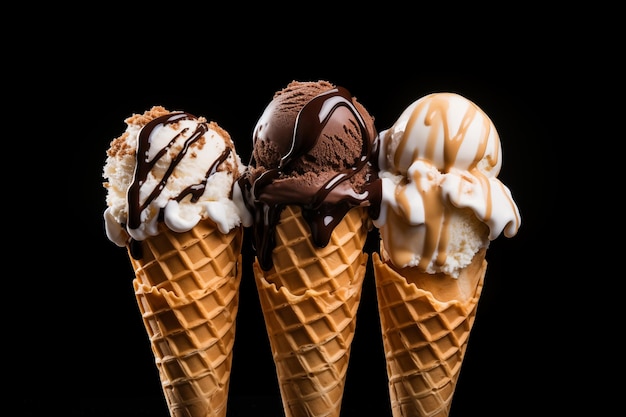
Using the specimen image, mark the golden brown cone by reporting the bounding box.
[254,205,369,417]
[262,205,369,295]
[373,246,486,417]
[128,219,243,417]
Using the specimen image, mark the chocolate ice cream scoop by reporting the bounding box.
[240,80,381,270]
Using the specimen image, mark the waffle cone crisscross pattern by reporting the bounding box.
[254,205,369,417]
[373,251,486,417]
[263,205,368,295]
[129,219,243,417]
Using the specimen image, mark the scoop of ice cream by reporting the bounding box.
[240,80,380,270]
[373,92,521,277]
[250,80,375,194]
[103,106,251,248]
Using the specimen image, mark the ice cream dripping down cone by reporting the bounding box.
[253,205,368,417]
[238,81,381,417]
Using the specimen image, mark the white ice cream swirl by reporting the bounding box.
[103,106,251,247]
[373,92,521,277]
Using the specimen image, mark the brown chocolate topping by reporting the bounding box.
[127,112,231,259]
[240,86,382,271]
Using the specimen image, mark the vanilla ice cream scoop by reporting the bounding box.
[103,106,251,248]
[373,92,521,277]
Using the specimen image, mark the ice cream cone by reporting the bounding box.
[129,218,243,417]
[373,246,486,417]
[253,205,369,417]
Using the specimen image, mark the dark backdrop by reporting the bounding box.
[15,12,562,417]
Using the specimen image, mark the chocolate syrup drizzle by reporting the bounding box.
[127,112,231,259]
[240,86,382,271]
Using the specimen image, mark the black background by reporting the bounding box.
[14,8,565,417]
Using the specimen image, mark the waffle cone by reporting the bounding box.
[373,246,486,417]
[129,218,243,417]
[254,205,369,417]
